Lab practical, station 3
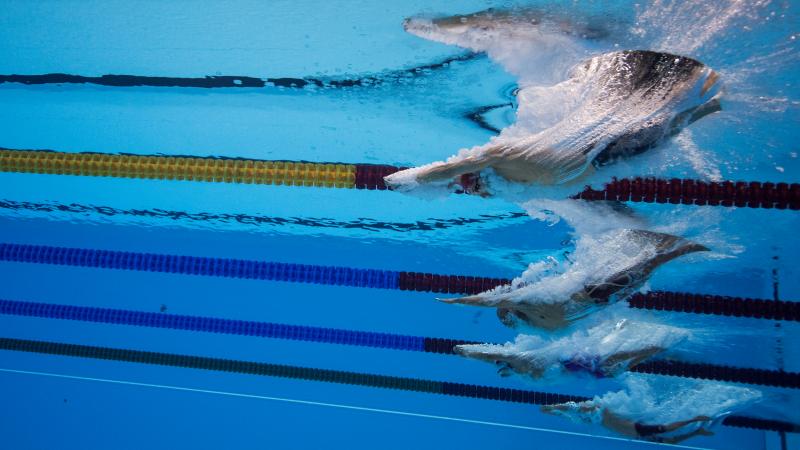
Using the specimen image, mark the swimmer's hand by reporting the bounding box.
[383,171,419,192]
[384,169,490,197]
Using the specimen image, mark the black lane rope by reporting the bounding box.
[1,242,797,322]
[0,199,530,233]
[0,53,505,131]
[0,336,793,433]
[0,53,482,90]
[0,298,797,389]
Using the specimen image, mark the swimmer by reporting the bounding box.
[403,7,613,45]
[384,40,721,195]
[440,229,708,330]
[454,319,689,379]
[541,376,762,443]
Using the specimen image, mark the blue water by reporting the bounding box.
[1,1,798,449]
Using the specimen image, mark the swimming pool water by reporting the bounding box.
[0,1,798,449]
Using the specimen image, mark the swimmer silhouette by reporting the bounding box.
[385,11,721,194]
[541,377,762,443]
[454,319,689,379]
[403,7,612,43]
[440,229,708,330]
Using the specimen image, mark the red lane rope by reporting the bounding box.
[572,177,800,210]
[355,164,800,209]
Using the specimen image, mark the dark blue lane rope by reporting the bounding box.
[0,299,430,352]
[1,242,798,322]
[0,242,400,290]
[1,298,797,389]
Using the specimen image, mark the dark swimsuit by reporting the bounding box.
[562,355,606,378]
[634,423,668,437]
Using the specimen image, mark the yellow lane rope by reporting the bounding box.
[0,148,357,188]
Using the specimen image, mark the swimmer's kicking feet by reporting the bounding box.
[540,377,762,443]
[384,47,721,195]
[440,229,708,330]
[542,402,714,444]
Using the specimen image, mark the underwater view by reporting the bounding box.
[1,0,799,448]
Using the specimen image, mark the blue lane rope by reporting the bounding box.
[1,298,797,389]
[1,242,798,322]
[0,299,428,352]
[0,242,400,290]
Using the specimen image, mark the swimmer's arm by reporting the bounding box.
[413,153,496,183]
[602,346,663,371]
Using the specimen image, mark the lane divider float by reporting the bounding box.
[1,242,796,322]
[0,298,796,388]
[1,148,798,208]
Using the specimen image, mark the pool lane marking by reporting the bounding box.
[0,367,712,450]
[0,336,790,434]
[1,148,798,208]
[1,299,797,389]
[1,242,797,323]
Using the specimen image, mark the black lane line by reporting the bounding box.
[0,53,482,89]
[0,199,529,233]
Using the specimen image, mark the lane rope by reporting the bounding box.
[1,298,796,388]
[0,53,481,90]
[2,148,797,208]
[0,337,793,434]
[1,242,796,322]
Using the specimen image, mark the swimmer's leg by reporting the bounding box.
[656,427,714,444]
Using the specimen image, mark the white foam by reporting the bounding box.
[460,318,691,379]
[468,227,709,307]
[388,43,723,197]
[595,375,763,425]
[632,0,772,56]
[672,129,723,182]
[403,12,604,86]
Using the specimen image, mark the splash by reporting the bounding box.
[482,229,707,303]
[672,129,723,182]
[390,1,796,201]
[455,318,691,380]
[402,7,615,85]
[591,375,762,426]
[386,43,723,196]
[440,228,709,330]
[632,0,773,56]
